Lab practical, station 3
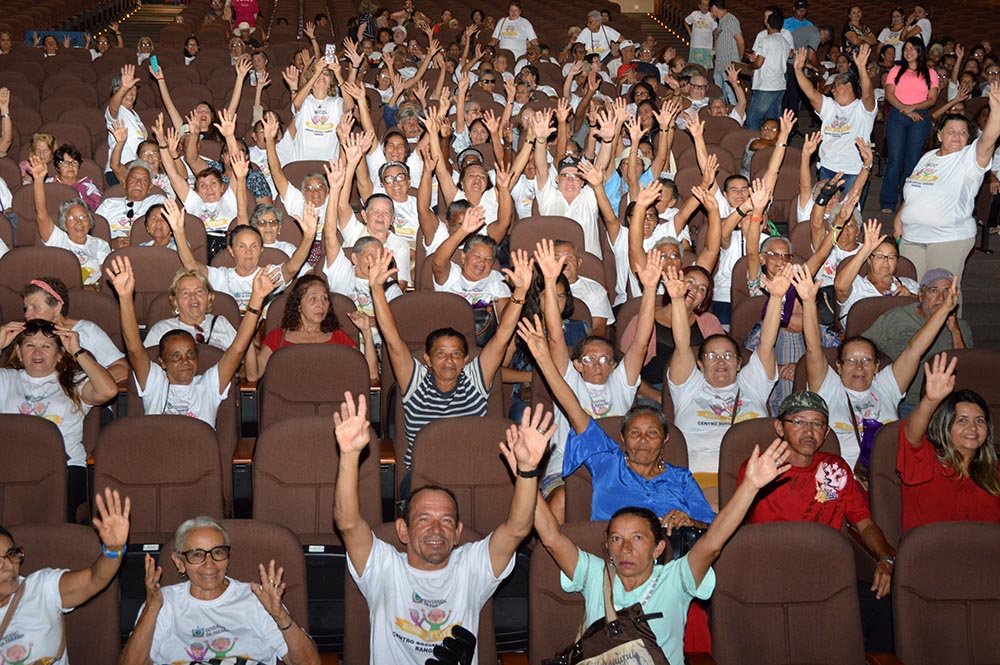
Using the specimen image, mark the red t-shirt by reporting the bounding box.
[897,426,1000,532]
[262,328,357,352]
[739,452,871,528]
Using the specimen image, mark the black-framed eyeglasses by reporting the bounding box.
[480,78,496,84]
[178,545,231,564]
[23,320,57,337]
[1,547,24,564]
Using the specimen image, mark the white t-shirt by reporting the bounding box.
[751,32,789,91]
[248,144,278,198]
[43,227,111,286]
[814,244,860,288]
[454,188,500,228]
[0,175,12,211]
[900,140,989,243]
[510,174,539,220]
[104,104,147,171]
[74,319,125,367]
[817,97,877,174]
[265,240,297,257]
[207,265,287,311]
[816,364,903,468]
[536,181,602,258]
[348,534,514,665]
[144,314,238,351]
[137,363,229,426]
[145,579,288,664]
[434,262,511,306]
[913,18,932,46]
[685,11,717,49]
[0,370,90,466]
[668,351,776,474]
[576,24,621,56]
[0,568,71,665]
[570,276,615,325]
[878,28,904,60]
[714,228,765,304]
[548,361,640,479]
[341,217,413,285]
[838,274,919,324]
[280,182,328,231]
[95,195,167,239]
[322,248,403,326]
[184,187,240,237]
[293,94,345,161]
[492,16,537,58]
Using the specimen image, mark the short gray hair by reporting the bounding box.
[587,10,602,21]
[56,199,95,233]
[173,516,230,552]
[299,172,327,193]
[125,160,155,182]
[760,235,791,254]
[250,204,285,227]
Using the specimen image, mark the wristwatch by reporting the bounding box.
[879,555,895,566]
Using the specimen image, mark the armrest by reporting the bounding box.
[379,438,395,465]
[370,377,381,391]
[87,452,95,466]
[866,654,904,665]
[319,653,340,665]
[240,375,258,391]
[499,653,528,665]
[685,654,716,665]
[233,437,256,465]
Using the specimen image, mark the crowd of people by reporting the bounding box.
[0,0,998,662]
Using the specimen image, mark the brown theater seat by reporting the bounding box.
[101,246,183,326]
[0,414,67,525]
[0,245,84,292]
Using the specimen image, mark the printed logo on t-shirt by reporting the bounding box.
[169,627,266,664]
[392,593,462,651]
[19,392,63,426]
[814,461,849,503]
[906,163,939,185]
[695,395,759,427]
[824,115,851,135]
[305,107,334,134]
[0,636,57,665]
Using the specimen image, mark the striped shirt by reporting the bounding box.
[715,12,742,70]
[402,357,490,468]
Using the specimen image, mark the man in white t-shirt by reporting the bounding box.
[576,10,621,57]
[552,240,614,338]
[334,391,551,665]
[746,11,789,130]
[95,161,166,246]
[793,44,877,196]
[432,207,511,311]
[489,1,538,60]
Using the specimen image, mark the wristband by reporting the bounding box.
[863,164,872,171]
[276,615,294,630]
[775,142,788,147]
[72,348,91,361]
[510,296,525,304]
[735,207,748,218]
[245,305,263,316]
[0,113,8,119]
[879,555,895,566]
[158,144,167,149]
[516,467,543,478]
[748,214,764,223]
[831,225,843,243]
[102,544,127,559]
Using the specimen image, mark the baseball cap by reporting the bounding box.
[557,156,580,173]
[794,0,808,8]
[619,40,637,51]
[920,268,954,288]
[777,391,829,419]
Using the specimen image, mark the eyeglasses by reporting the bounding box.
[381,173,409,184]
[703,351,738,362]
[558,172,583,181]
[57,159,80,167]
[303,184,328,192]
[256,218,280,226]
[690,83,708,89]
[869,253,897,262]
[480,78,496,84]
[783,418,828,430]
[763,251,793,261]
[579,355,613,366]
[842,356,875,367]
[178,545,231,564]
[24,320,57,337]
[922,285,949,295]
[1,547,24,564]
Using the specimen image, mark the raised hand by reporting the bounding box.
[299,203,319,239]
[27,154,47,181]
[164,126,181,156]
[235,54,253,79]
[636,179,663,208]
[500,405,556,475]
[578,159,604,188]
[251,265,281,300]
[686,110,704,139]
[53,326,82,356]
[214,108,237,138]
[105,256,135,297]
[793,47,807,71]
[503,248,534,292]
[250,559,287,617]
[662,264,687,300]
[143,554,163,610]
[531,107,553,142]
[256,69,271,89]
[323,157,346,193]
[334,391,371,453]
[368,247,398,287]
[761,262,794,297]
[0,322,26,349]
[637,248,665,291]
[653,98,682,128]
[922,352,958,402]
[860,218,886,252]
[691,184,718,212]
[282,65,301,91]
[92,487,130,550]
[743,438,792,489]
[853,42,871,69]
[747,180,772,212]
[725,63,740,85]
[515,314,550,361]
[0,88,9,114]
[230,149,249,179]
[941,275,960,313]
[700,152,719,188]
[303,21,316,39]
[625,115,643,144]
[803,131,822,156]
[162,198,186,234]
[533,238,566,282]
[778,108,795,140]
[555,97,571,123]
[459,205,486,235]
[789,263,818,301]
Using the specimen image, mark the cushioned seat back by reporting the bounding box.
[0,415,67,525]
[102,247,183,326]
[868,421,903,548]
[0,246,83,292]
[712,522,865,665]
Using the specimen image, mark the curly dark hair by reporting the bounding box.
[280,275,341,333]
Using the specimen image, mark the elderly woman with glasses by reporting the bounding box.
[145,269,238,351]
[835,219,919,325]
[47,143,103,210]
[0,489,131,660]
[28,157,111,289]
[0,319,118,518]
[120,516,320,665]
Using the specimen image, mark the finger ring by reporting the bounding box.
[269,579,275,584]
[775,459,782,467]
[536,427,546,435]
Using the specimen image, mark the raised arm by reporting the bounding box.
[490,163,515,244]
[891,276,958,392]
[158,126,191,201]
[28,156,56,242]
[108,119,132,184]
[726,64,747,119]
[333,392,376,575]
[806,187,859,276]
[0,89,11,156]
[532,108,554,191]
[262,112,291,198]
[108,65,138,121]
[853,43,877,111]
[628,180,663,273]
[690,184,724,272]
[416,146,442,241]
[119,553,161,665]
[215,268,276,391]
[755,263,793,380]
[370,247,414,389]
[280,200,320,284]
[624,249,666,383]
[58,488,130,610]
[791,264,829,392]
[976,88,1000,167]
[517,314,591,434]
[149,63,184,130]
[162,198,207,275]
[801,132,822,238]
[761,109,795,194]
[903,352,958,447]
[105,256,151,389]
[688,439,790,585]
[489,406,555,577]
[56,326,117,404]
[793,48,824,111]
[834,218,883,304]
[534,240,572,371]
[665,265,697,384]
[479,249,533,381]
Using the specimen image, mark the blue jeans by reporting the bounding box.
[715,68,739,105]
[818,166,872,210]
[879,107,930,211]
[746,89,785,130]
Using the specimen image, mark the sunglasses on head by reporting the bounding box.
[23,320,57,338]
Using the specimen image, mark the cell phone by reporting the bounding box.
[324,43,336,65]
[149,55,160,73]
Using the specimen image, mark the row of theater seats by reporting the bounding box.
[4,408,996,663]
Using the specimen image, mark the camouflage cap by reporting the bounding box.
[777,391,829,419]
